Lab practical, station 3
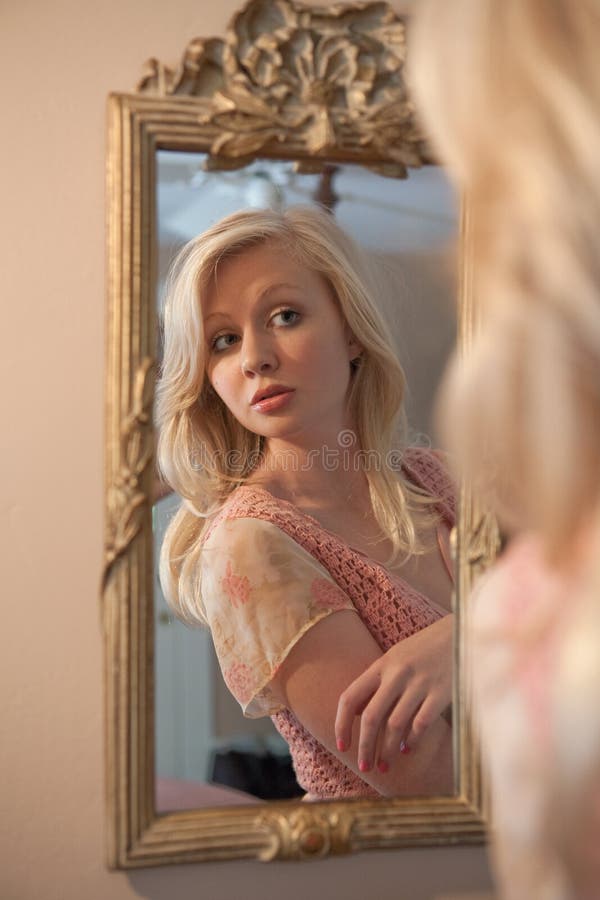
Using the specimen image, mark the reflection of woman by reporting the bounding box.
[339,0,600,893]
[157,205,455,799]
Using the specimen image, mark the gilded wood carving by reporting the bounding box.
[136,0,429,175]
[103,358,154,589]
[103,0,492,869]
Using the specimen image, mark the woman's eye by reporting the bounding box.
[272,308,300,326]
[211,333,237,353]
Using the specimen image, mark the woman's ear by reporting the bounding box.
[345,327,363,362]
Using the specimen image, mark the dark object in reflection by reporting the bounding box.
[211,747,305,800]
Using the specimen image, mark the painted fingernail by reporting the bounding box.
[336,739,347,752]
[359,759,371,772]
[399,741,411,755]
[377,760,389,774]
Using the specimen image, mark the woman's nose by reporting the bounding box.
[240,333,278,377]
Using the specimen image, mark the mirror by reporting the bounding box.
[103,0,494,868]
[153,155,458,810]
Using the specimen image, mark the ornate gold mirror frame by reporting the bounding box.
[103,0,494,869]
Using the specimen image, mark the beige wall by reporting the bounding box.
[0,1,493,897]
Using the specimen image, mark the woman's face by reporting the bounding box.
[202,239,362,448]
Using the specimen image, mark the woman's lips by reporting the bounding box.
[250,389,295,412]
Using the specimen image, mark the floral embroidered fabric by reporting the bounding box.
[200,447,455,799]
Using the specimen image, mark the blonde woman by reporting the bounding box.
[157,205,456,800]
[336,0,600,893]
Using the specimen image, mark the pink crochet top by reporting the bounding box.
[199,447,455,800]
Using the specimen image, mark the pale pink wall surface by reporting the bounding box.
[0,1,494,897]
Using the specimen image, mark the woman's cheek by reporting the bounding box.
[207,363,224,393]
[213,381,227,403]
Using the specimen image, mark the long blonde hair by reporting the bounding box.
[157,205,432,623]
[409,0,600,560]
[409,1,600,890]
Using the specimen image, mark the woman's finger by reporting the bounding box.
[377,687,426,765]
[335,667,380,752]
[354,683,408,772]
[403,691,449,748]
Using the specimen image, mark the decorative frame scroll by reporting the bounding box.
[103,0,493,869]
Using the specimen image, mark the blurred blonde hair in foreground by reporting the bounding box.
[409,0,600,896]
[411,0,600,554]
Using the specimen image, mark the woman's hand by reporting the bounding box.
[334,614,454,772]
[275,610,453,796]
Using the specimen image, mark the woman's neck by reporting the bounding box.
[247,444,372,512]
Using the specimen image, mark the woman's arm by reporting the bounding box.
[201,516,453,794]
[272,610,453,796]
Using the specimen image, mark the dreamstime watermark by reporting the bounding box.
[191,429,405,474]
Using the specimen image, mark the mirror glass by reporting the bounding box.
[152,151,457,812]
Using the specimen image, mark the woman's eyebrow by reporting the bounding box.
[204,310,230,323]
[255,281,302,305]
[260,281,300,297]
